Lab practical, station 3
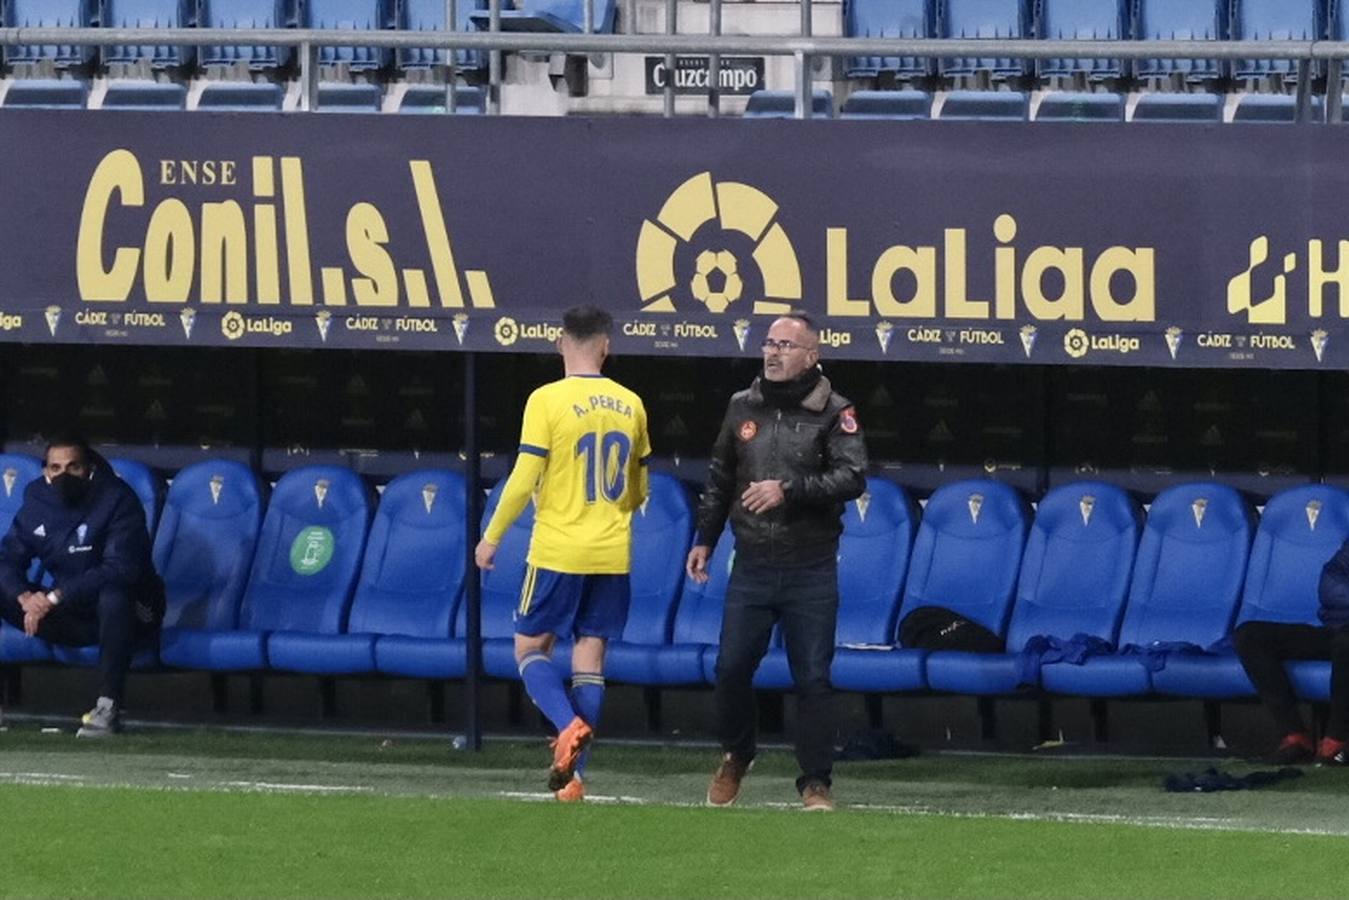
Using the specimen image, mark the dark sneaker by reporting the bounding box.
[76,697,121,738]
[801,782,835,812]
[1316,737,1347,766]
[706,753,752,807]
[1268,732,1314,765]
[547,717,593,792]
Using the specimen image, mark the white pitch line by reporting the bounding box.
[218,781,374,794]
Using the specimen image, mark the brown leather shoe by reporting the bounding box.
[801,782,835,812]
[706,753,753,807]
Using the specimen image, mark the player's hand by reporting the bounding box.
[17,591,45,615]
[685,545,712,584]
[741,480,785,514]
[474,539,498,571]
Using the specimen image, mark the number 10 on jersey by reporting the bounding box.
[575,431,632,503]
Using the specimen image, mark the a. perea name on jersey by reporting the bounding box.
[74,150,496,310]
[571,395,635,419]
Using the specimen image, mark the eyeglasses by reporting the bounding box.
[760,338,812,353]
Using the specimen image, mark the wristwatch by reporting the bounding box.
[45,590,60,607]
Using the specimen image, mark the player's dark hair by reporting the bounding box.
[562,305,613,341]
[44,433,93,467]
[783,310,819,340]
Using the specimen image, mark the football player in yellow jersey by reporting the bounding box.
[475,305,651,802]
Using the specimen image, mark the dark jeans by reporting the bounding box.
[0,586,156,704]
[1233,620,1349,740]
[714,555,839,792]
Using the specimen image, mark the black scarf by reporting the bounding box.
[758,367,821,410]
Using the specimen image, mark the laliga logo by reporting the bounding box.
[1228,236,1295,325]
[635,172,802,316]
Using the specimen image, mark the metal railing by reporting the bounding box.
[4,20,1349,120]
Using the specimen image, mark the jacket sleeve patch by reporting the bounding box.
[839,407,859,434]
[738,420,758,441]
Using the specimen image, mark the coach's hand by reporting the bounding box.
[474,539,498,571]
[685,545,711,584]
[741,480,785,514]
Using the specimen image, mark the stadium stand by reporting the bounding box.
[1229,0,1323,84]
[398,0,486,71]
[937,0,1033,81]
[743,89,835,118]
[844,0,934,80]
[938,88,1028,119]
[1035,0,1127,82]
[469,0,616,34]
[1034,91,1124,121]
[101,0,200,70]
[838,88,933,119]
[1132,0,1226,83]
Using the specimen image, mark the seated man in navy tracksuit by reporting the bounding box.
[0,436,164,737]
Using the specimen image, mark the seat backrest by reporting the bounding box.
[153,460,265,631]
[845,0,934,78]
[469,479,534,640]
[306,0,395,69]
[199,0,296,69]
[398,0,486,69]
[622,474,694,645]
[0,454,42,537]
[1229,0,1321,80]
[671,529,735,645]
[1235,485,1349,628]
[898,479,1030,637]
[107,457,165,537]
[837,478,920,645]
[1132,0,1225,80]
[517,0,616,33]
[939,0,1032,77]
[239,465,371,634]
[1120,482,1254,648]
[103,0,199,67]
[347,470,466,639]
[1035,0,1126,79]
[1006,481,1142,650]
[3,0,99,65]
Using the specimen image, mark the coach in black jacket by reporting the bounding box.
[0,436,164,737]
[687,313,867,812]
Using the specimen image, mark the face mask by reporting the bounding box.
[51,472,91,508]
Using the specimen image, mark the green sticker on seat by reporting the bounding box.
[290,526,334,575]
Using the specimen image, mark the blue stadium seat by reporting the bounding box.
[1041,485,1251,696]
[1153,485,1349,699]
[930,482,1140,695]
[839,89,933,119]
[399,0,486,70]
[470,0,615,33]
[1229,0,1322,83]
[0,454,49,664]
[102,0,201,68]
[306,0,396,70]
[754,479,918,691]
[195,82,285,110]
[2,79,89,107]
[107,457,165,538]
[938,89,1029,119]
[198,0,297,69]
[859,479,1030,693]
[1035,0,1128,80]
[100,81,189,109]
[1132,0,1226,82]
[161,466,371,671]
[938,0,1032,79]
[598,475,695,686]
[1035,91,1125,121]
[316,82,383,111]
[845,0,934,79]
[270,471,466,675]
[743,90,835,119]
[2,0,100,66]
[396,83,486,113]
[1130,92,1223,122]
[1232,93,1324,123]
[361,472,468,679]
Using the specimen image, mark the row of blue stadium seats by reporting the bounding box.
[0,76,486,110]
[747,87,1322,122]
[0,0,615,72]
[848,0,1334,82]
[0,451,1344,709]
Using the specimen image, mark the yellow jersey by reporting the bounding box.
[484,374,651,574]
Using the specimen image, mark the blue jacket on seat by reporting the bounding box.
[1318,540,1349,628]
[0,453,164,622]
